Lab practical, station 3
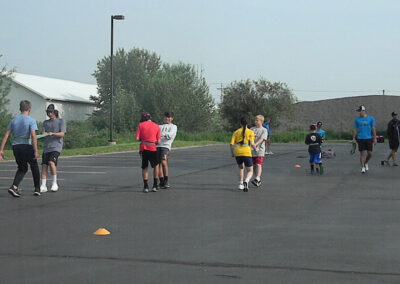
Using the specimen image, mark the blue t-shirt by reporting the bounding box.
[7,114,38,145]
[353,116,376,139]
[262,123,271,136]
[316,129,326,139]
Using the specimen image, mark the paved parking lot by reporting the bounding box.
[0,143,399,283]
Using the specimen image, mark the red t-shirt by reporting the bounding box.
[136,120,160,152]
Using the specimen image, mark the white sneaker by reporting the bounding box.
[361,167,366,173]
[238,184,244,190]
[51,184,59,192]
[365,163,369,171]
[40,185,48,193]
[269,152,274,155]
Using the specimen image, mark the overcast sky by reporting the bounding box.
[1,0,399,102]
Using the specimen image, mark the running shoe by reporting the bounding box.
[34,191,41,196]
[8,187,21,197]
[365,163,369,171]
[361,167,366,173]
[243,181,249,192]
[251,179,258,187]
[394,162,399,166]
[50,184,59,192]
[162,182,170,189]
[40,185,48,193]
[238,184,244,190]
[143,186,149,193]
[269,152,274,155]
[151,185,158,192]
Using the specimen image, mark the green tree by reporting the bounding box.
[0,55,13,134]
[91,47,215,132]
[220,78,297,130]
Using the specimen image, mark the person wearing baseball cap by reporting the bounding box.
[136,112,161,193]
[384,111,400,166]
[352,105,377,173]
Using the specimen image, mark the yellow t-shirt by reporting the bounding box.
[230,127,255,157]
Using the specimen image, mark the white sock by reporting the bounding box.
[239,181,243,185]
[256,176,260,181]
[244,178,250,183]
[41,179,47,187]
[52,175,57,185]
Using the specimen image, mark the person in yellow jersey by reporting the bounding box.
[230,117,258,192]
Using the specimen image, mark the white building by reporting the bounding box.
[5,73,97,121]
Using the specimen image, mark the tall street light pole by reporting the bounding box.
[109,14,125,145]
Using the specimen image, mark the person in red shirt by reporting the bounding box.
[136,112,161,193]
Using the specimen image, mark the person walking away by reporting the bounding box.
[385,111,400,166]
[316,121,326,141]
[230,117,257,192]
[262,118,273,154]
[136,112,161,193]
[250,115,268,187]
[40,104,66,193]
[305,124,324,174]
[156,112,177,189]
[352,105,377,173]
[0,100,41,197]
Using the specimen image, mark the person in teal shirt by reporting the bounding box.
[316,121,326,141]
[352,105,377,173]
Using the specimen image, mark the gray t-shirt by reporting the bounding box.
[43,118,67,153]
[251,126,268,157]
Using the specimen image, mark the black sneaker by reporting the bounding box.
[243,181,249,192]
[256,180,261,187]
[251,179,258,187]
[162,182,170,189]
[8,187,21,197]
[143,186,149,193]
[33,191,41,196]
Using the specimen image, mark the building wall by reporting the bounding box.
[6,82,95,122]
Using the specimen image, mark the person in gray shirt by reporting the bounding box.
[40,104,66,193]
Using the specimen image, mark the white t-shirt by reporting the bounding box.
[251,126,268,157]
[157,123,177,150]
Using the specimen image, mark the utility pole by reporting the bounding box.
[383,89,385,96]
[217,83,224,100]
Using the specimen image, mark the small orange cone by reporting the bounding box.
[94,228,110,235]
[295,164,301,168]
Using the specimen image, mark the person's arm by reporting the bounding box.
[250,140,257,152]
[31,130,39,159]
[49,119,66,138]
[372,126,377,145]
[163,125,177,140]
[0,130,11,160]
[352,128,357,142]
[230,144,235,157]
[136,125,141,141]
[155,126,161,145]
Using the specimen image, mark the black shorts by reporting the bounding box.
[357,139,373,152]
[141,150,158,169]
[156,147,170,164]
[235,156,253,167]
[42,151,60,166]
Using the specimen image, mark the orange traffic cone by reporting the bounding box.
[94,228,110,235]
[295,164,301,168]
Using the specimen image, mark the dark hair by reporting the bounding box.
[164,111,174,118]
[239,117,247,144]
[54,110,59,118]
[141,112,151,122]
[20,100,32,112]
[310,124,316,131]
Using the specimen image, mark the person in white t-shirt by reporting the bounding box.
[156,112,177,189]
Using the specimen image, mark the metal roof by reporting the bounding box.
[11,72,97,104]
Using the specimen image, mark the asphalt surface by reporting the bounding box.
[0,143,399,284]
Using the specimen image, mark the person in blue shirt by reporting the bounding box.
[0,100,41,197]
[352,105,377,173]
[262,118,273,155]
[316,121,326,141]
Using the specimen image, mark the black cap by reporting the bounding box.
[317,121,322,126]
[141,112,151,121]
[46,104,55,113]
[310,124,317,131]
[392,111,398,116]
[356,105,366,112]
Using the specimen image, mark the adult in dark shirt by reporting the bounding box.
[305,124,323,174]
[385,112,400,166]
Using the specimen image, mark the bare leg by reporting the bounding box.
[162,156,168,177]
[360,151,366,167]
[142,168,148,180]
[157,164,163,178]
[41,164,48,179]
[365,150,372,164]
[246,166,253,181]
[153,165,159,181]
[238,164,244,182]
[255,163,262,179]
[49,161,57,175]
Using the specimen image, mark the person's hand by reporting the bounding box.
[373,137,377,145]
[0,150,4,161]
[352,138,356,143]
[48,132,54,136]
[34,151,39,159]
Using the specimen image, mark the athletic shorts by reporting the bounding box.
[156,147,170,164]
[357,139,373,152]
[252,157,264,165]
[141,150,158,169]
[42,151,60,166]
[235,156,253,167]
[389,140,399,151]
[309,152,321,164]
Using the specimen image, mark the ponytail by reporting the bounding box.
[239,117,247,144]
